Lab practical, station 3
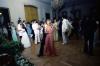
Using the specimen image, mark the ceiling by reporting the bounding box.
[36,0,95,7]
[37,0,51,4]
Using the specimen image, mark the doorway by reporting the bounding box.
[0,7,12,40]
[45,13,50,19]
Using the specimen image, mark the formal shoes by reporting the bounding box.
[62,43,66,44]
[62,43,67,45]
[62,43,64,44]
[37,54,43,57]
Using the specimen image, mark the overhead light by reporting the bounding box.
[0,13,2,15]
[51,0,64,9]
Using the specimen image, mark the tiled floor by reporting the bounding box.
[22,39,100,66]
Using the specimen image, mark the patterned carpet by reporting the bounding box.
[22,39,100,66]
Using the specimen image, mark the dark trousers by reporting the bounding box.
[84,32,94,55]
[68,28,80,39]
[19,36,22,42]
[99,28,100,40]
[58,29,62,40]
[38,33,46,56]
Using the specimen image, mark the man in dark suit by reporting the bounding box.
[81,16,97,55]
[37,26,46,57]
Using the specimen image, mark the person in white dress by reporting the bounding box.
[17,21,31,48]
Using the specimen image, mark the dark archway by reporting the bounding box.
[0,7,12,40]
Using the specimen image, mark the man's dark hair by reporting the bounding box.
[18,19,21,24]
[62,15,67,19]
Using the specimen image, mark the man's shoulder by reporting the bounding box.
[63,19,69,22]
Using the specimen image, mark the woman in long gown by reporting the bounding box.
[53,19,58,41]
[11,22,19,41]
[17,22,31,48]
[44,19,56,56]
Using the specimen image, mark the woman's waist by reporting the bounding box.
[46,33,53,35]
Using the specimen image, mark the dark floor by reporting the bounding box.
[22,38,100,66]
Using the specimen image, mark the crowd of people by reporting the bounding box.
[10,15,99,57]
[16,18,59,57]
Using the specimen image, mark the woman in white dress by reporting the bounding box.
[17,21,31,48]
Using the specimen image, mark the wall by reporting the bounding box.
[61,5,92,17]
[0,0,52,25]
[60,0,95,18]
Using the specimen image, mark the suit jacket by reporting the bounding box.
[62,19,73,32]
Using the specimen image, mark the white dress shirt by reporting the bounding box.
[62,19,73,32]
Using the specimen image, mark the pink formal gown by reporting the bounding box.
[44,24,56,56]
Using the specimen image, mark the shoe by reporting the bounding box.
[62,43,67,45]
[37,55,40,57]
[37,54,43,57]
[62,43,65,44]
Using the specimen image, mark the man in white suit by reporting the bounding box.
[32,20,40,44]
[62,16,73,44]
[32,20,41,56]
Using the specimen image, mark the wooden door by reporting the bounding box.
[24,5,38,22]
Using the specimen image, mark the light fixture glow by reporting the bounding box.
[0,13,2,15]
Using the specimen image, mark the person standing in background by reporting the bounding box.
[11,22,18,41]
[32,20,41,55]
[72,18,80,39]
[26,22,33,43]
[32,20,40,44]
[39,23,44,41]
[81,16,97,55]
[38,22,46,57]
[62,16,72,44]
[53,19,58,41]
[58,18,62,41]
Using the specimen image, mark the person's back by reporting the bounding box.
[82,17,97,34]
[81,16,97,55]
[89,17,97,33]
[81,17,90,33]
